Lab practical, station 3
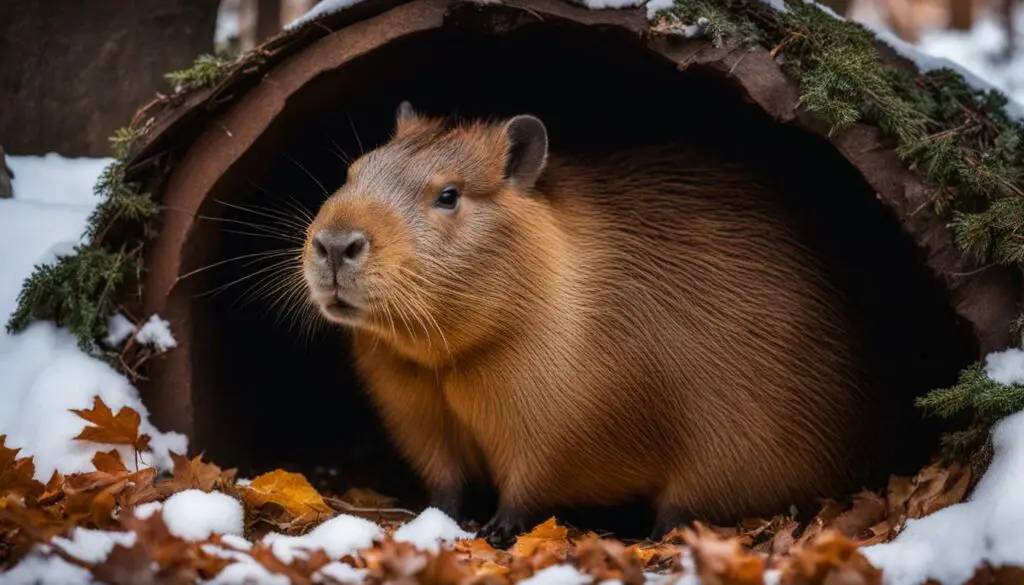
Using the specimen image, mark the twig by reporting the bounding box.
[322,496,418,518]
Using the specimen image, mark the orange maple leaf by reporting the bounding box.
[71,397,152,453]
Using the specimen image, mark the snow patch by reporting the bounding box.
[315,561,369,584]
[392,507,475,553]
[985,348,1024,386]
[132,501,163,520]
[162,489,245,541]
[206,558,291,585]
[285,0,364,29]
[50,528,137,564]
[863,410,1024,584]
[7,154,112,206]
[578,0,643,9]
[263,513,383,563]
[0,154,188,481]
[134,313,177,351]
[518,565,592,585]
[0,552,94,585]
[104,313,135,348]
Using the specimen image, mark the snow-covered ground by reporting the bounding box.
[0,156,187,481]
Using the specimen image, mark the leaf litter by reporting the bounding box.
[0,396,1018,584]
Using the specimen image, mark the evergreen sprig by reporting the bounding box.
[917,363,1024,419]
[164,52,236,91]
[6,246,139,351]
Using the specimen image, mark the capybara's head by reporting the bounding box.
[302,102,553,363]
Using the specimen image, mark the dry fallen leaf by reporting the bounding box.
[574,536,646,585]
[71,397,152,453]
[830,491,888,541]
[0,435,45,503]
[682,523,766,585]
[158,452,234,497]
[238,469,335,535]
[781,530,882,585]
[509,517,569,560]
[63,449,156,528]
[906,461,971,520]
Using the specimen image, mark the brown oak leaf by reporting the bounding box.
[781,530,882,585]
[574,536,646,585]
[681,523,766,585]
[158,452,234,497]
[71,397,152,453]
[237,469,335,535]
[906,461,971,520]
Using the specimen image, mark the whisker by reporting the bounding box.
[179,249,299,281]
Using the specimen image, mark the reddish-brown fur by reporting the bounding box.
[302,105,878,541]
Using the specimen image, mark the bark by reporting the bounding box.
[0,0,218,157]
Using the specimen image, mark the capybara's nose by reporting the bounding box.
[313,229,370,269]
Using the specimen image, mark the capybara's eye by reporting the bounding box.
[433,186,460,211]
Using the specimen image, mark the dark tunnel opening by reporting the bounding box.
[180,19,978,537]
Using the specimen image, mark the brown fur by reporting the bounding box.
[302,107,878,537]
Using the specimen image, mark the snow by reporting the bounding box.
[0,552,94,585]
[285,0,364,30]
[314,561,369,584]
[103,313,135,348]
[578,0,643,8]
[262,513,383,563]
[518,565,592,585]
[134,313,177,351]
[206,560,291,585]
[863,410,1024,584]
[50,528,137,563]
[0,154,188,481]
[6,154,110,206]
[984,348,1024,386]
[162,489,245,541]
[132,501,163,520]
[392,507,475,553]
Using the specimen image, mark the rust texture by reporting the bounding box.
[124,0,1020,443]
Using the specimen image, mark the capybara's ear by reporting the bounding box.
[393,100,420,136]
[502,115,548,191]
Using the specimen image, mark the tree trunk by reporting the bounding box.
[0,0,218,158]
[949,0,974,30]
[257,0,283,43]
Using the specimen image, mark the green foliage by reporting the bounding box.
[918,363,1024,419]
[85,159,159,242]
[164,52,236,91]
[6,247,140,351]
[651,0,761,47]
[8,119,156,349]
